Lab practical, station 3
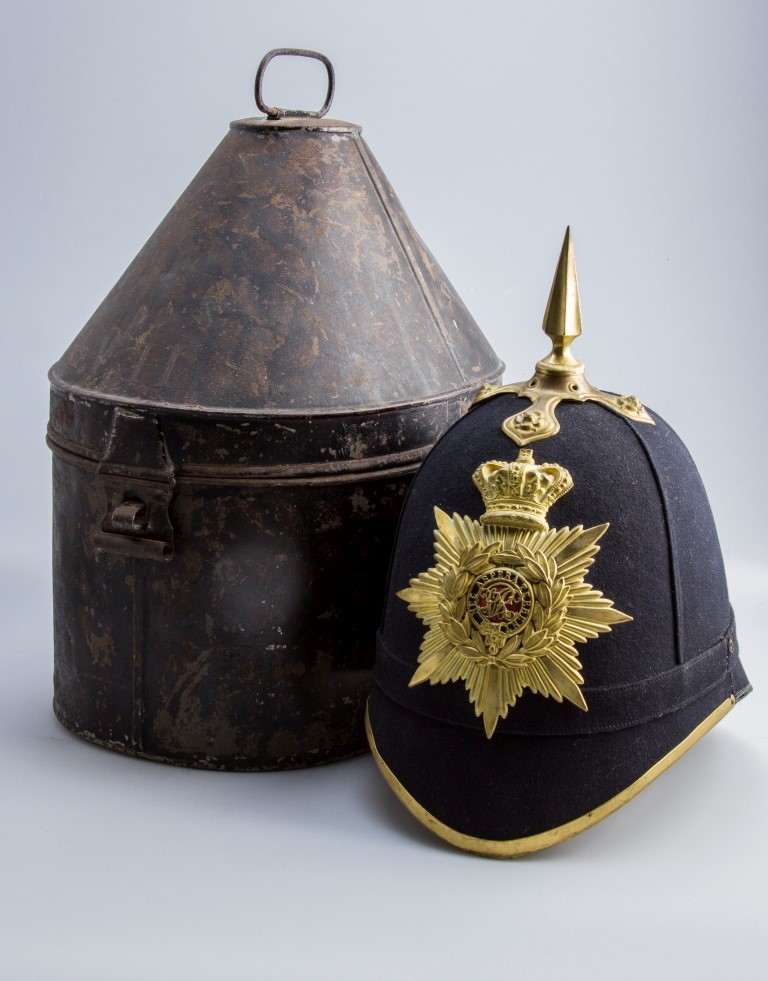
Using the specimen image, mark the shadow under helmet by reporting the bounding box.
[366,228,751,857]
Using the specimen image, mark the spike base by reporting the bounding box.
[473,372,654,447]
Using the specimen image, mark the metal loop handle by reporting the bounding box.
[255,48,335,120]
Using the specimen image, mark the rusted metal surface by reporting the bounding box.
[51,445,412,768]
[51,118,494,414]
[48,59,503,769]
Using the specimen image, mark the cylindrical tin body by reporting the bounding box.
[48,109,503,769]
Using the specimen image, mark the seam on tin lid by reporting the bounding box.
[47,373,498,419]
[352,138,468,385]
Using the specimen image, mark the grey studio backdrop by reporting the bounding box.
[1,2,766,980]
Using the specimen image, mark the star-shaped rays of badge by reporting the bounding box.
[397,450,632,738]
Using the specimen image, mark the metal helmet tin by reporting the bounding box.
[47,50,503,770]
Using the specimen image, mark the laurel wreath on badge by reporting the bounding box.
[398,449,631,738]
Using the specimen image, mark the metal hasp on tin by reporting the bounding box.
[47,49,503,770]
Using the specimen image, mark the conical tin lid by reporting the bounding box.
[50,50,502,417]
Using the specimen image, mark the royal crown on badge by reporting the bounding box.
[472,450,573,531]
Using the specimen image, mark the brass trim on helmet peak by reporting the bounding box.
[366,696,735,858]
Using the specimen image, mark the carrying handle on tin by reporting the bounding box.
[255,49,335,119]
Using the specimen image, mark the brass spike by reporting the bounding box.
[537,226,584,375]
[472,227,655,445]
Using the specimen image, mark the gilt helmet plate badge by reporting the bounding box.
[398,448,632,737]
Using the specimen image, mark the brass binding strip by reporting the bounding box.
[366,696,734,858]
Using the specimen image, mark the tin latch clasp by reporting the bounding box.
[94,407,175,561]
